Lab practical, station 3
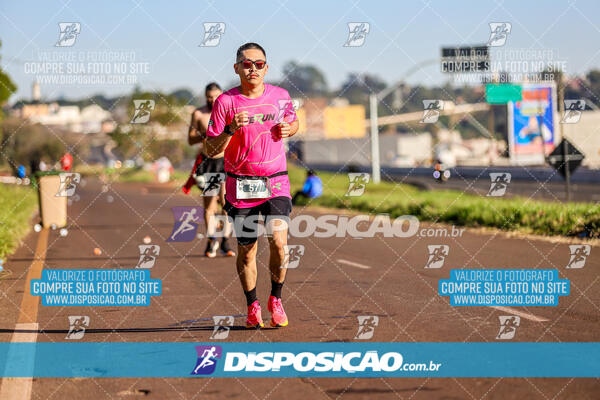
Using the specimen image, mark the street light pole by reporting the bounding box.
[368,58,438,185]
[557,73,571,201]
[369,93,381,184]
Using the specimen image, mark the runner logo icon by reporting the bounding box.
[277,99,299,123]
[202,173,225,196]
[566,245,591,269]
[210,316,234,340]
[136,245,160,269]
[168,207,203,242]
[420,100,444,123]
[282,245,305,269]
[488,22,511,47]
[56,22,81,47]
[345,173,370,196]
[354,316,379,340]
[130,99,155,124]
[56,173,81,197]
[561,100,586,124]
[496,315,520,340]
[425,245,449,269]
[487,172,511,197]
[344,22,370,47]
[66,315,89,340]
[192,345,222,375]
[200,23,225,47]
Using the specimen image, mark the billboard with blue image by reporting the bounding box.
[508,83,558,165]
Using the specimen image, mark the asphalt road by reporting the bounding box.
[1,178,599,399]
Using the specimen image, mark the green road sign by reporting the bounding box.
[485,84,522,104]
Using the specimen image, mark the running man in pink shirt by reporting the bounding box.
[205,43,299,329]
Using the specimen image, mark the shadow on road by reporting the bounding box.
[0,325,256,334]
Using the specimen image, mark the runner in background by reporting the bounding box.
[187,82,235,258]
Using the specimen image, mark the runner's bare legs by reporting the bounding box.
[218,182,233,240]
[267,219,288,284]
[203,195,219,238]
[237,242,258,292]
[236,222,287,291]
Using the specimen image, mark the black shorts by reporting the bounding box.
[224,196,292,246]
[196,155,225,175]
[195,155,226,193]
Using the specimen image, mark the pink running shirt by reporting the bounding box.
[206,84,297,208]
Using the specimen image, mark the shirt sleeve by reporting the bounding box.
[206,95,229,137]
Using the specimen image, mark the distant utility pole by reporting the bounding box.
[368,94,381,184]
[368,59,438,184]
[557,72,570,201]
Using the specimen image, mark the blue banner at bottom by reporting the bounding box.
[1,342,598,377]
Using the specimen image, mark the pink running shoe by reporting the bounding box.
[267,295,288,327]
[246,300,264,329]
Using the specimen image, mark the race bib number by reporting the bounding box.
[236,177,271,199]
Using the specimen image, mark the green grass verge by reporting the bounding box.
[0,185,38,260]
[77,165,189,184]
[288,165,600,237]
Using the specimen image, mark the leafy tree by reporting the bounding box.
[1,119,67,172]
[0,40,18,119]
[279,61,328,96]
[169,88,195,105]
[338,73,387,113]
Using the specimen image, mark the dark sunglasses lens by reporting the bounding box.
[255,61,265,69]
[242,61,253,69]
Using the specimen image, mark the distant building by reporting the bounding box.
[562,110,600,168]
[80,105,112,133]
[380,133,432,166]
[30,105,81,130]
[434,130,506,167]
[299,132,432,167]
[16,102,114,134]
[18,102,52,119]
[295,97,366,140]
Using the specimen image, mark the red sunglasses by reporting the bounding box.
[238,59,266,70]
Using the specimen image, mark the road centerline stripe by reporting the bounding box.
[490,305,549,322]
[337,259,372,270]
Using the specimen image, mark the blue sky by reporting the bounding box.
[2,0,600,102]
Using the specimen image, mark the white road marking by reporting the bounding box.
[490,306,549,322]
[0,323,38,400]
[0,228,47,400]
[0,323,39,400]
[337,259,372,270]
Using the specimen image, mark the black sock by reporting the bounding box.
[244,287,257,306]
[271,281,284,299]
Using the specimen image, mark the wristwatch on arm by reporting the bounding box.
[223,124,234,136]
